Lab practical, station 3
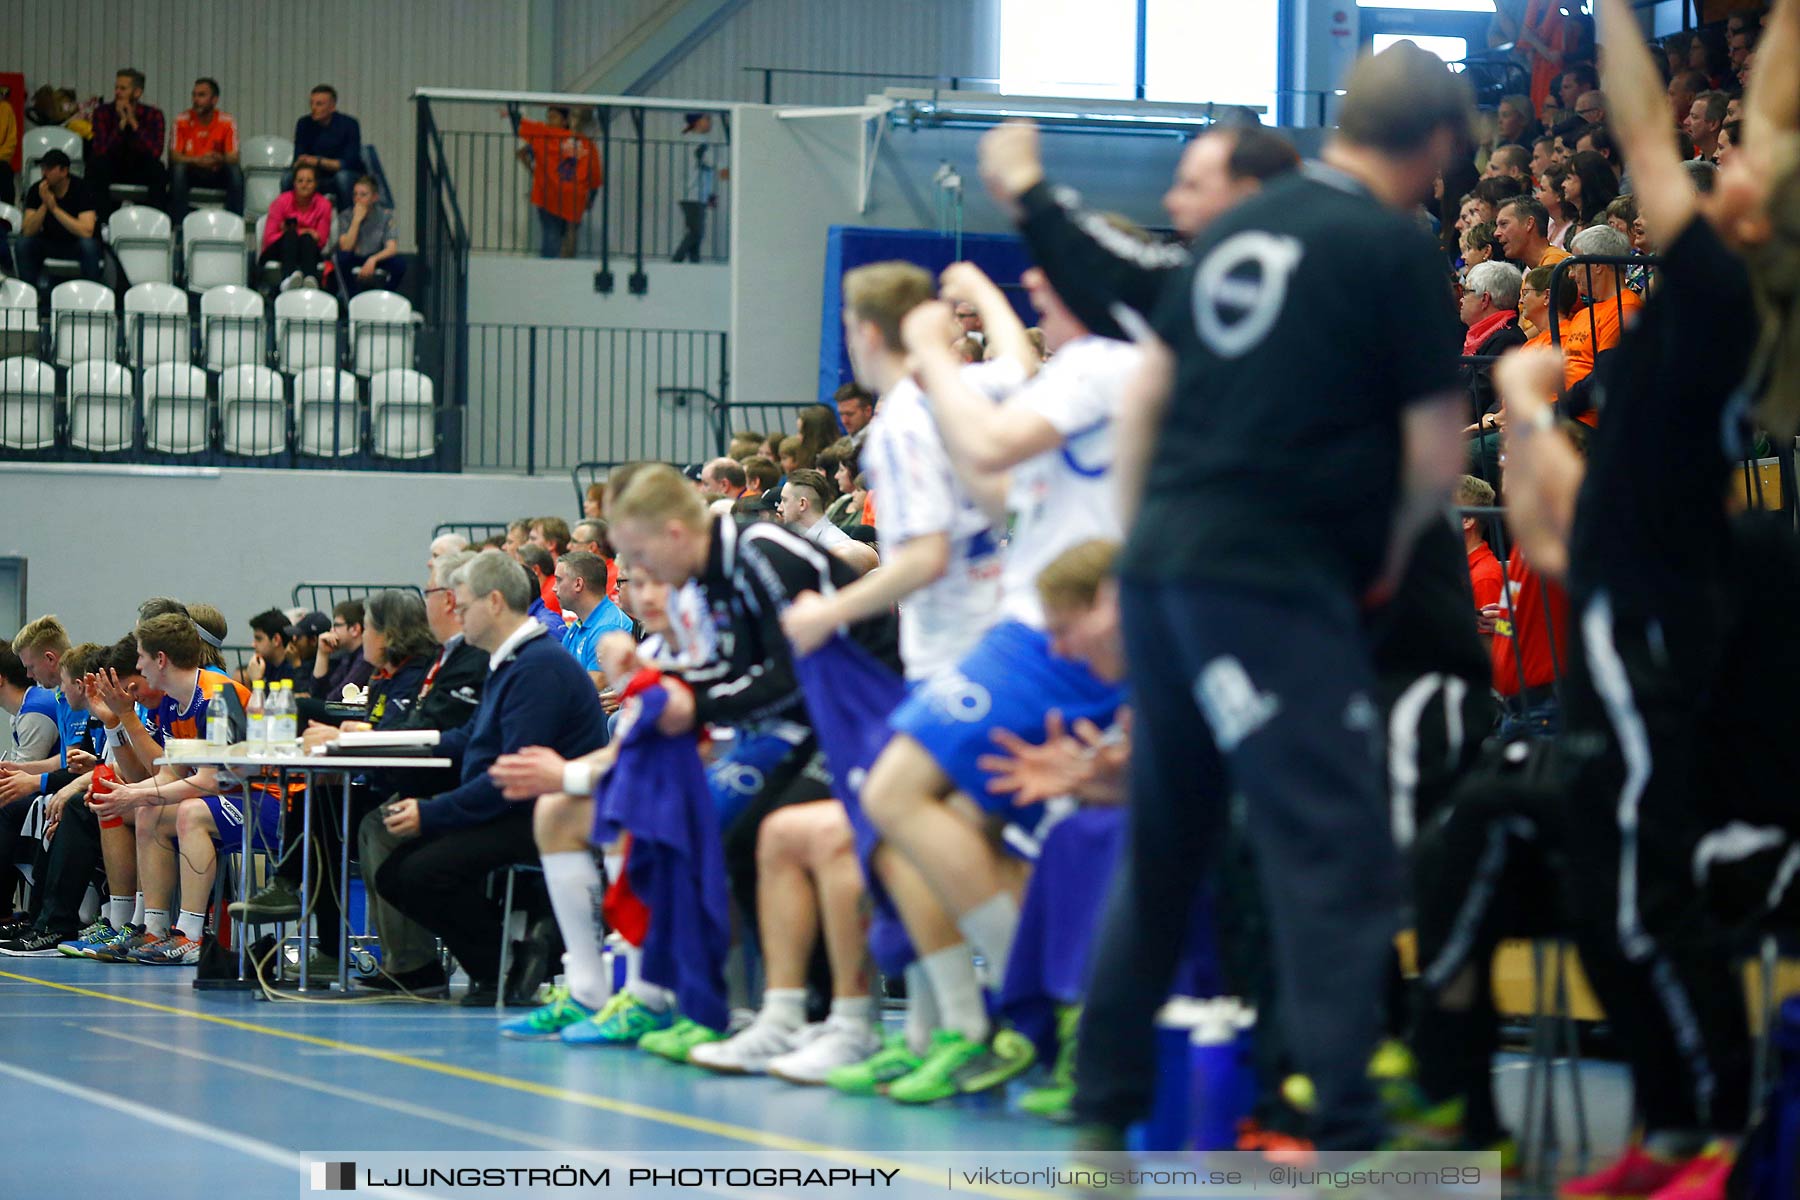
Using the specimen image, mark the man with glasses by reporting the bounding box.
[1574,90,1607,125]
[312,600,374,702]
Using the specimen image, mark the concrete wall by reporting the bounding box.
[0,464,574,651]
[466,255,730,328]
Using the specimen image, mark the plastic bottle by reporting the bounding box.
[204,676,230,746]
[247,680,267,748]
[271,680,298,747]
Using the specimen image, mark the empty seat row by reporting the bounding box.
[0,358,434,459]
[0,280,416,376]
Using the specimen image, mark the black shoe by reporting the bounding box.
[0,928,69,956]
[459,979,499,1007]
[504,933,554,1008]
[355,961,450,996]
[0,917,35,941]
[227,878,303,925]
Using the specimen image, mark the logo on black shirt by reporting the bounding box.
[1192,232,1303,359]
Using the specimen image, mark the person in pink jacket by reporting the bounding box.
[257,161,333,295]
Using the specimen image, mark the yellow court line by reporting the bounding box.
[0,970,1049,1200]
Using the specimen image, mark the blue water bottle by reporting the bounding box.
[1187,1001,1253,1150]
[1130,997,1210,1153]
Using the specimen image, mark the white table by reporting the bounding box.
[157,744,452,993]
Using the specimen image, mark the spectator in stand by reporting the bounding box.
[744,456,780,498]
[246,608,307,690]
[1559,224,1642,425]
[1667,70,1707,130]
[777,468,879,574]
[1483,144,1531,185]
[518,545,567,641]
[1687,29,1731,86]
[1684,90,1728,161]
[87,68,166,215]
[1568,148,1619,215]
[1573,125,1621,177]
[334,175,404,294]
[313,600,375,702]
[821,439,868,530]
[15,150,101,287]
[1459,261,1526,441]
[1460,222,1497,268]
[835,382,876,444]
[168,77,242,217]
[672,112,722,264]
[1529,135,1558,180]
[529,518,570,611]
[372,552,608,1005]
[1494,195,1572,270]
[1518,264,1579,348]
[0,82,15,205]
[1573,89,1607,125]
[284,612,330,695]
[727,431,762,461]
[1558,62,1600,113]
[795,403,839,467]
[1495,94,1539,148]
[1457,477,1505,627]
[700,458,747,503]
[504,519,530,559]
[777,435,805,476]
[290,84,362,209]
[511,104,601,260]
[1549,118,1590,166]
[569,519,610,557]
[1489,533,1571,739]
[258,162,332,296]
[554,550,633,690]
[1536,167,1576,248]
[583,482,607,521]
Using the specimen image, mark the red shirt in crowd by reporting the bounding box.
[1467,540,1505,615]
[1490,551,1569,698]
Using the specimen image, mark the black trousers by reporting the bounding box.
[1412,744,1569,1143]
[375,805,545,986]
[1559,592,1755,1135]
[0,798,37,916]
[36,799,102,935]
[1073,579,1399,1151]
[258,229,324,287]
[672,201,707,262]
[88,147,168,213]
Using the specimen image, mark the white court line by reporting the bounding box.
[76,1026,778,1200]
[0,1056,444,1199]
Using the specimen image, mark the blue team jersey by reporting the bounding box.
[561,598,634,672]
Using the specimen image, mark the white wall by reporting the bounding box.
[0,464,573,649]
[467,255,730,328]
[15,0,530,235]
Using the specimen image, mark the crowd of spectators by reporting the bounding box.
[8,73,402,298]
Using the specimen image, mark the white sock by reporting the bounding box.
[958,893,1021,987]
[132,892,145,926]
[107,896,131,929]
[541,851,608,1008]
[176,910,205,941]
[903,961,940,1055]
[920,943,989,1042]
[759,988,807,1031]
[144,908,171,938]
[829,995,874,1029]
[622,944,674,1012]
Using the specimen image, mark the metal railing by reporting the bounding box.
[432,521,511,544]
[292,582,424,616]
[440,129,730,263]
[745,67,999,106]
[462,323,728,475]
[417,97,470,465]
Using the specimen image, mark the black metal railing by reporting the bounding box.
[0,310,447,469]
[292,581,424,616]
[417,98,470,467]
[432,521,511,544]
[744,66,999,106]
[462,323,728,475]
[440,129,730,264]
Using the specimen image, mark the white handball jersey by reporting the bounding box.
[862,360,1020,680]
[1000,336,1140,628]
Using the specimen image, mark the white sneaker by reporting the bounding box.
[686,1016,805,1075]
[766,1019,883,1086]
[278,270,303,293]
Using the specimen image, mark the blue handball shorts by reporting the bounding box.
[706,726,815,830]
[201,788,283,854]
[889,619,1124,838]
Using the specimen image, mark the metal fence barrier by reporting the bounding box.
[433,521,512,544]
[292,582,425,617]
[463,323,728,475]
[441,128,730,263]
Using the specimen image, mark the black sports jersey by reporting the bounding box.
[681,517,901,729]
[1567,218,1758,623]
[1125,163,1462,599]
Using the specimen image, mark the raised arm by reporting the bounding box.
[1597,0,1696,247]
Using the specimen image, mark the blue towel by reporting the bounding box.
[790,634,917,977]
[592,684,731,1032]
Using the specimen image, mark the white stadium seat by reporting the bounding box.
[369,368,435,459]
[200,285,265,372]
[348,290,416,377]
[294,366,360,457]
[0,357,58,450]
[218,363,286,456]
[0,278,38,360]
[183,210,248,292]
[107,206,175,286]
[50,280,116,367]
[275,288,340,375]
[143,362,212,454]
[66,358,135,452]
[241,135,295,221]
[22,126,84,183]
[122,282,190,368]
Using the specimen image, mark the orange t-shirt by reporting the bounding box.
[1562,290,1644,425]
[517,119,602,223]
[172,109,239,160]
[1535,245,1571,269]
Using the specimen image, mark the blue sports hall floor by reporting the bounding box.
[0,957,1630,1199]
